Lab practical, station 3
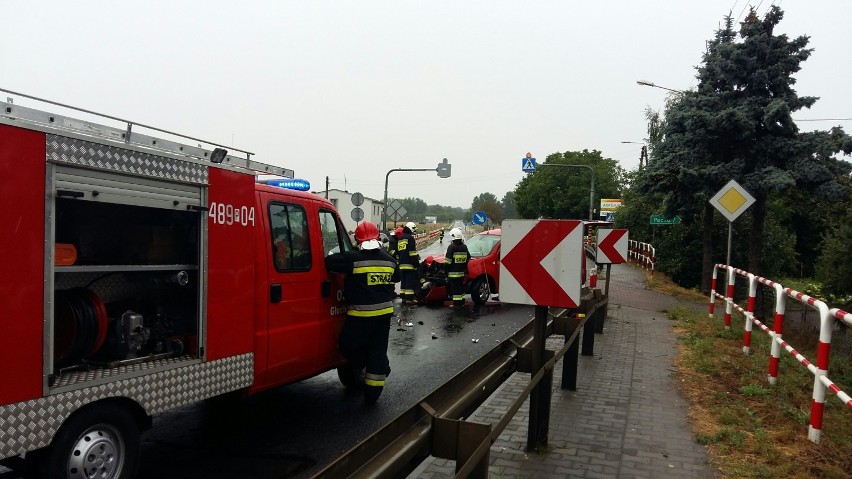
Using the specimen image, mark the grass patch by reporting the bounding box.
[653,287,852,478]
[644,270,708,303]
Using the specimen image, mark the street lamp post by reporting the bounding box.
[536,164,596,220]
[382,158,451,231]
[636,80,684,94]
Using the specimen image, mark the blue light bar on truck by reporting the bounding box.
[265,178,311,191]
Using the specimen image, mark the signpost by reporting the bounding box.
[521,152,537,173]
[595,228,629,299]
[472,211,487,226]
[500,218,584,451]
[649,214,681,225]
[599,198,622,218]
[351,192,365,224]
[596,229,628,264]
[710,179,755,267]
[500,219,583,308]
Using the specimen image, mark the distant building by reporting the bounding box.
[315,188,384,233]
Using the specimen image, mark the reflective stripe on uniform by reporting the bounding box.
[348,301,394,317]
[365,372,386,387]
[352,259,396,285]
[353,259,396,269]
[352,265,396,274]
[348,307,394,317]
[400,264,415,270]
[452,295,465,301]
[448,272,464,278]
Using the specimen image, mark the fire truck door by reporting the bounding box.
[263,197,321,384]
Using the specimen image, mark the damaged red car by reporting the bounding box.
[417,229,502,305]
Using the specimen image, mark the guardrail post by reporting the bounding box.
[581,312,595,356]
[724,265,735,330]
[527,305,552,451]
[743,273,756,354]
[807,299,831,443]
[709,264,719,318]
[768,283,786,386]
[588,286,604,334]
[650,246,655,277]
[456,421,492,478]
[562,322,580,390]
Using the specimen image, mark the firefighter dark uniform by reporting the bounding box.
[387,227,401,262]
[445,228,470,309]
[325,222,399,404]
[397,222,420,303]
[415,256,445,302]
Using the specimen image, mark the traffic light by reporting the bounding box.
[436,158,451,178]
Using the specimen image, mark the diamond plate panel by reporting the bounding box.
[46,134,208,184]
[0,353,252,459]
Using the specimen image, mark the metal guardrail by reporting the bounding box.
[314,289,608,478]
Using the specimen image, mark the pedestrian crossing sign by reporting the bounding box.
[522,157,537,173]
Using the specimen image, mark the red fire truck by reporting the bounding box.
[0,93,356,478]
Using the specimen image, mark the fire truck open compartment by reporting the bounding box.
[48,166,205,389]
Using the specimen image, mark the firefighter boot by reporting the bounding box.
[363,372,385,404]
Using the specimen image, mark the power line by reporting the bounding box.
[794,118,852,122]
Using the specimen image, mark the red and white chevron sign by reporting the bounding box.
[596,229,629,264]
[500,219,583,308]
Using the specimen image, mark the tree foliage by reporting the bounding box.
[470,192,503,226]
[633,6,852,289]
[501,191,517,220]
[816,210,852,305]
[514,150,627,220]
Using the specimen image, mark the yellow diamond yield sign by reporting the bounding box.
[710,179,755,222]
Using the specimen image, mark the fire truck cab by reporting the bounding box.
[0,94,353,478]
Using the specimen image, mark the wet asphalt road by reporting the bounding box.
[136,298,532,479]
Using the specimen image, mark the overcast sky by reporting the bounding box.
[4,1,850,209]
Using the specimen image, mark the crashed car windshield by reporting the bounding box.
[465,232,500,258]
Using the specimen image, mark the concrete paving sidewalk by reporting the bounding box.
[410,263,716,478]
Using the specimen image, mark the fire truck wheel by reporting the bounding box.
[470,277,491,305]
[39,403,140,479]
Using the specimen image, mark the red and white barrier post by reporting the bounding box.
[723,265,735,330]
[707,267,852,444]
[708,265,719,318]
[740,271,756,354]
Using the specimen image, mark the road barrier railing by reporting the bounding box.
[709,264,852,443]
[314,289,608,478]
[627,240,655,276]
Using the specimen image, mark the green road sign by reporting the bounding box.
[650,214,681,225]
